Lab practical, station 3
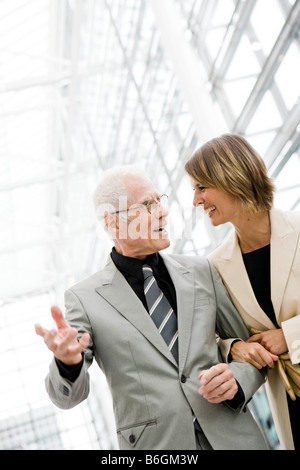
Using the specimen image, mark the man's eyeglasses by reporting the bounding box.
[113,194,168,215]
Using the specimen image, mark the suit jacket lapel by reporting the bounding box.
[270,209,299,321]
[95,257,177,366]
[161,254,195,372]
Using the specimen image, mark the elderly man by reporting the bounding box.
[35,165,268,450]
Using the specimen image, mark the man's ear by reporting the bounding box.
[104,212,120,237]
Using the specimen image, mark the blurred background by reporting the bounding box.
[0,0,299,450]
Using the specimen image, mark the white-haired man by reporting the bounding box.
[36,165,268,450]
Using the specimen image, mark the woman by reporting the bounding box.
[185,133,300,450]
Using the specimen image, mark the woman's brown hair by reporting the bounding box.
[185,134,275,213]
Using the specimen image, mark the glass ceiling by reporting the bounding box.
[0,0,299,450]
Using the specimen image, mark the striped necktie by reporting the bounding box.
[142,264,178,363]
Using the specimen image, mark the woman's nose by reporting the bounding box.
[193,191,204,207]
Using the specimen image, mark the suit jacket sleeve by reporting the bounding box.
[208,260,266,408]
[45,288,94,409]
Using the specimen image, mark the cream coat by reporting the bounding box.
[209,208,300,450]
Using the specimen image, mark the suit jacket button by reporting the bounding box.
[129,434,136,444]
[181,374,187,383]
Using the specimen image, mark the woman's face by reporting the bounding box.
[191,178,242,227]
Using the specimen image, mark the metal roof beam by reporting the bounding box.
[103,0,181,206]
[149,0,226,142]
[269,128,300,177]
[209,0,258,83]
[233,0,300,133]
[265,98,300,166]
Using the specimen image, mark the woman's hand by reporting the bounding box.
[230,340,278,369]
[247,328,288,356]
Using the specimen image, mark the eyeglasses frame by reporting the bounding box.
[111,194,168,215]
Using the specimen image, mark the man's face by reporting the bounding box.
[111,176,170,259]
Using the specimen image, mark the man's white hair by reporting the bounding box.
[93,164,151,223]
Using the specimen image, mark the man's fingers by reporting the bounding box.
[35,306,68,339]
[199,363,227,385]
[53,326,78,347]
[79,332,90,350]
[35,307,90,364]
[199,364,238,403]
[51,305,69,329]
[66,333,90,357]
[200,371,232,394]
[200,379,238,403]
[35,323,48,338]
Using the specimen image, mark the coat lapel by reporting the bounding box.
[269,209,299,322]
[95,254,195,370]
[160,254,195,372]
[95,257,177,366]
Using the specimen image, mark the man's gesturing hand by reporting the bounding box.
[35,306,90,365]
[198,363,238,403]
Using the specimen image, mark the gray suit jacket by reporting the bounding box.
[46,253,268,450]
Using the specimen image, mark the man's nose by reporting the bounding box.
[156,203,168,218]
